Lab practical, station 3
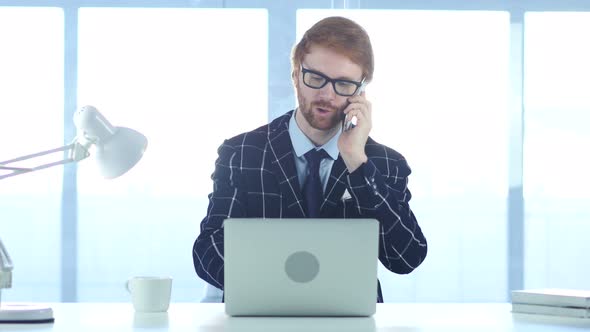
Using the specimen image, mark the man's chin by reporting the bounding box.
[300,106,342,131]
[309,116,341,131]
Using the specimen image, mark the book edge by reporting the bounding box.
[511,290,590,308]
[512,303,590,319]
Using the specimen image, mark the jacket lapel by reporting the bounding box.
[267,112,306,217]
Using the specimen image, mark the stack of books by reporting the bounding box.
[511,289,590,319]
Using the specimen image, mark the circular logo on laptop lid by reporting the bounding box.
[284,251,320,283]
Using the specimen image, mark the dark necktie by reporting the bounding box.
[303,149,330,218]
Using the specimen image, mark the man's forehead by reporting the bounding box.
[302,46,363,80]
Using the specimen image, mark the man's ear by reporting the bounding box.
[291,68,299,83]
[291,68,301,90]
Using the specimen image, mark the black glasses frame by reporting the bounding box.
[300,65,365,97]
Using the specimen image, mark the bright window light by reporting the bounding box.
[0,7,63,302]
[523,12,590,290]
[299,9,510,302]
[76,8,268,301]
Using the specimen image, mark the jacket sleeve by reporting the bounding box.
[346,156,427,274]
[192,141,246,290]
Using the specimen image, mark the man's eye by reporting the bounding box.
[309,74,325,83]
[335,81,356,92]
[335,81,355,89]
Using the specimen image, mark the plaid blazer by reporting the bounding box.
[193,110,427,303]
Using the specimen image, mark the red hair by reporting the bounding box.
[291,16,374,82]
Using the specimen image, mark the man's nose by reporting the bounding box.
[317,82,336,99]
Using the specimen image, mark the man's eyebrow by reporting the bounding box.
[305,66,359,82]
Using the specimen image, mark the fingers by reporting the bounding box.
[343,97,372,126]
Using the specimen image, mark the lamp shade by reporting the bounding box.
[95,127,147,179]
[74,105,147,179]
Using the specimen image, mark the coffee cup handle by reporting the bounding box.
[125,279,132,293]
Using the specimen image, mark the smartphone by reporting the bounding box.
[342,82,366,132]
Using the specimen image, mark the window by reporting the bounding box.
[76,8,268,301]
[523,12,590,290]
[299,9,510,301]
[0,7,64,302]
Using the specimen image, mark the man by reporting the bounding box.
[193,16,427,303]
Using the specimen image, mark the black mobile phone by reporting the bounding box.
[342,82,366,132]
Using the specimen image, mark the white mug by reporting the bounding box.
[126,276,172,312]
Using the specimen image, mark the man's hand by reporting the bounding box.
[338,92,372,172]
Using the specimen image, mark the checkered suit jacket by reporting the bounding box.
[193,110,427,303]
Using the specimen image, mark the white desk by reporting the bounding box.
[1,303,589,331]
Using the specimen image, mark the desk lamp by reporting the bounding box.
[0,105,147,323]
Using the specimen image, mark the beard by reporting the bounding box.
[297,93,346,131]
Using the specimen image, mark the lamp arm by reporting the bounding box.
[0,140,91,180]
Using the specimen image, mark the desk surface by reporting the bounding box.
[1,303,589,331]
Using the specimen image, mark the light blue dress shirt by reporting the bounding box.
[288,110,341,193]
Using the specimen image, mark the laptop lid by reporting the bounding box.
[224,218,379,317]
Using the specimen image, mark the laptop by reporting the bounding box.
[224,218,379,317]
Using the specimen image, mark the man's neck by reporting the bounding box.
[294,108,340,147]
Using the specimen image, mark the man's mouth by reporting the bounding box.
[313,104,335,114]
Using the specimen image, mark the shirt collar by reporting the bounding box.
[288,109,340,160]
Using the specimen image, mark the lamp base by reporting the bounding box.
[0,304,54,324]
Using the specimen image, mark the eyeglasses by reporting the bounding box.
[300,65,365,97]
